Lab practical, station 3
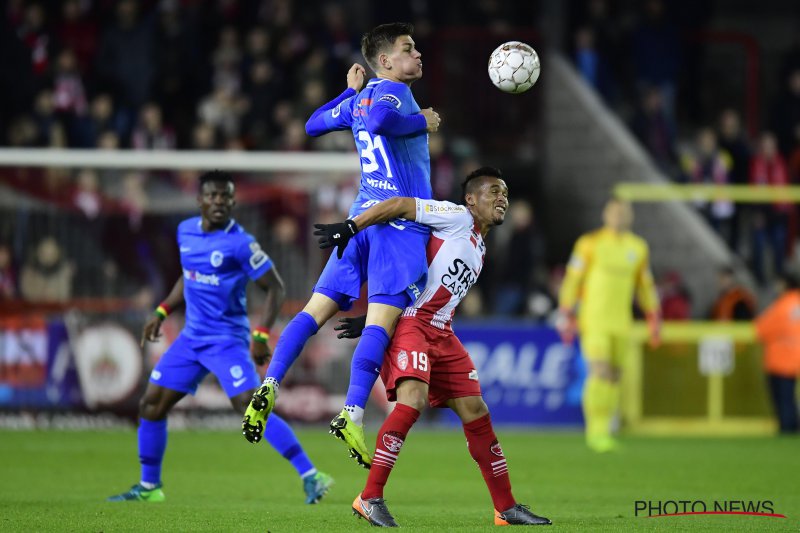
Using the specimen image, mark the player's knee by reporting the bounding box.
[139,394,167,420]
[589,362,616,382]
[453,396,489,423]
[396,379,428,412]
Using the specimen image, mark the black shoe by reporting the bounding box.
[352,494,399,527]
[495,504,552,525]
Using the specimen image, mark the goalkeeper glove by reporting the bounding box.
[646,311,662,348]
[313,219,358,259]
[555,307,577,345]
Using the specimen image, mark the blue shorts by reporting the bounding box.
[313,222,429,311]
[149,334,260,397]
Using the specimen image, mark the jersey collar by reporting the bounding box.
[197,218,236,233]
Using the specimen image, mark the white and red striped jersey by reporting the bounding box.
[402,199,486,329]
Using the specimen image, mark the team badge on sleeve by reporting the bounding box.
[397,350,408,370]
[248,242,269,269]
[379,94,402,108]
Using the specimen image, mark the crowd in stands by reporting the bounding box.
[3,0,797,321]
[570,0,800,290]
[0,0,544,315]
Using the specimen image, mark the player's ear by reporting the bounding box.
[379,52,391,70]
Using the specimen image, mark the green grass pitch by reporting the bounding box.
[1,428,798,531]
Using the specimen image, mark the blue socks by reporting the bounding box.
[265,413,315,477]
[137,414,315,484]
[345,325,390,410]
[266,312,319,383]
[138,418,167,485]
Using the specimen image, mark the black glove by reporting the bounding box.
[313,219,358,259]
[334,315,367,339]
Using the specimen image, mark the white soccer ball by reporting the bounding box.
[487,41,540,94]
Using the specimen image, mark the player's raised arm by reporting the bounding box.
[313,197,416,258]
[365,101,437,136]
[141,276,185,347]
[305,63,363,137]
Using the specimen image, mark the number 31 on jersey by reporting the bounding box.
[358,131,393,177]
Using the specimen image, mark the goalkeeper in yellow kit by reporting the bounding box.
[557,199,661,452]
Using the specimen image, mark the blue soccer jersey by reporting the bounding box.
[177,216,273,342]
[308,78,432,233]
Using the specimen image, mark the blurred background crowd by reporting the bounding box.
[1,0,799,324]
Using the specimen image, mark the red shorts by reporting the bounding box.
[381,317,481,408]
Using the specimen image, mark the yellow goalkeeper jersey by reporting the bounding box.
[559,228,659,333]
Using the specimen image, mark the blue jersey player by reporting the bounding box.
[108,171,332,504]
[242,23,441,469]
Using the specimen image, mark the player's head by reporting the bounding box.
[602,198,633,232]
[197,170,235,229]
[361,23,422,84]
[462,166,509,231]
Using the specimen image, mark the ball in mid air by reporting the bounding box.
[488,41,540,94]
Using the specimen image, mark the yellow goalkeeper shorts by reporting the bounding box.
[579,330,631,368]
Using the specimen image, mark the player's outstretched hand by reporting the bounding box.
[420,107,441,132]
[313,219,358,259]
[334,315,367,339]
[251,341,272,366]
[140,315,164,347]
[347,63,366,91]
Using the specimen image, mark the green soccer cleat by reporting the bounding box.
[107,483,165,503]
[303,471,334,504]
[329,409,372,469]
[242,382,277,444]
[586,435,619,453]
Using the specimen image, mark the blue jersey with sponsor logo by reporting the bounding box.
[313,78,432,233]
[177,216,272,342]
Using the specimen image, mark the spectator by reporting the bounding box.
[631,0,680,120]
[19,236,75,302]
[771,69,800,155]
[573,26,615,104]
[52,48,89,144]
[55,0,98,76]
[493,200,546,316]
[131,103,175,150]
[95,0,155,133]
[755,271,800,434]
[681,128,735,247]
[709,266,756,321]
[657,270,692,320]
[631,86,677,173]
[750,132,791,284]
[0,244,17,299]
[717,109,751,253]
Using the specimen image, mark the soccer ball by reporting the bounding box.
[487,41,540,94]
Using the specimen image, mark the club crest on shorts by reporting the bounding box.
[210,250,224,267]
[397,350,408,371]
[490,440,504,457]
[230,365,243,379]
[382,431,405,453]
